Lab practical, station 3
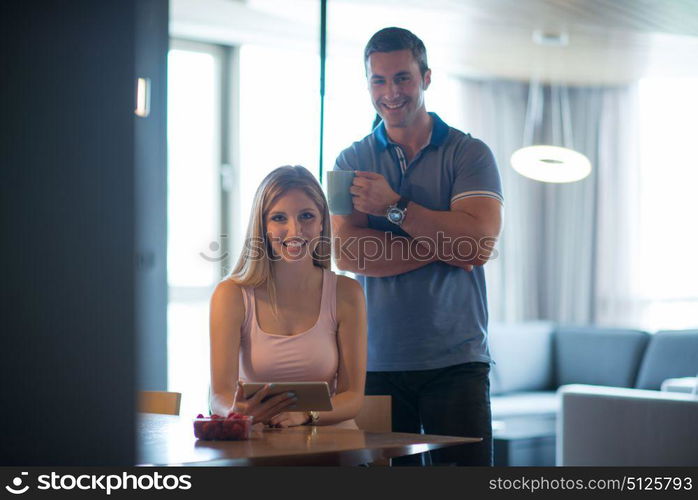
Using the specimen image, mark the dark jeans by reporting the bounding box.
[365,362,492,466]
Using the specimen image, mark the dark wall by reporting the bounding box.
[0,0,168,465]
[135,0,169,393]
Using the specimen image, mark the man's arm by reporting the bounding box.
[401,196,502,266]
[331,150,438,278]
[331,210,438,278]
[350,171,502,267]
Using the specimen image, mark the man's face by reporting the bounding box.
[366,49,431,129]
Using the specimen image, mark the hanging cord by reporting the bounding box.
[523,78,542,147]
[551,83,561,147]
[561,84,574,150]
[550,82,574,150]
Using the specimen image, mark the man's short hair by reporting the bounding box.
[364,27,429,76]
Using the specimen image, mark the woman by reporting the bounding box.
[209,166,367,428]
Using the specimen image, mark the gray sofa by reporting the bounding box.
[487,323,698,465]
[557,384,698,465]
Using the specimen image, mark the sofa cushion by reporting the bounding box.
[490,391,559,419]
[635,330,698,390]
[488,322,555,394]
[554,326,649,388]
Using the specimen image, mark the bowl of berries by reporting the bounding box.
[193,412,253,441]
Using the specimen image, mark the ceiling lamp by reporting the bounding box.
[510,145,591,183]
[510,32,592,184]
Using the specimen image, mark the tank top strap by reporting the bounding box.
[239,284,254,336]
[321,268,338,326]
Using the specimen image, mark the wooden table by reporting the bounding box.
[137,413,481,466]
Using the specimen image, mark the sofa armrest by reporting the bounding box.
[557,384,698,466]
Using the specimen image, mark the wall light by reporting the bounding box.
[135,77,150,118]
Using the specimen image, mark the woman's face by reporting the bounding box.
[265,188,323,263]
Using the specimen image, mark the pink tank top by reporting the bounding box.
[239,269,339,395]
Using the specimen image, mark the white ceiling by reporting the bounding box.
[171,0,698,84]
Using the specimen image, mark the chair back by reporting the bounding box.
[138,391,182,415]
[354,395,392,466]
[354,395,391,432]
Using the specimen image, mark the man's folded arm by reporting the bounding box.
[399,196,503,267]
[331,210,437,278]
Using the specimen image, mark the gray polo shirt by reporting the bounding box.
[334,113,503,371]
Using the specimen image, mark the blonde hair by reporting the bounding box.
[228,166,331,310]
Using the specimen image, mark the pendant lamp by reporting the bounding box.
[510,78,591,183]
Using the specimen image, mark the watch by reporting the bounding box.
[386,196,410,226]
[306,411,319,425]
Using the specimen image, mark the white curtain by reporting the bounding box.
[451,78,640,325]
[593,85,644,327]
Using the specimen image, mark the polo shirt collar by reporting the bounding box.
[373,112,449,151]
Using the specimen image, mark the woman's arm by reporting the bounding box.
[209,280,294,421]
[270,275,368,427]
[209,280,244,416]
[326,275,368,423]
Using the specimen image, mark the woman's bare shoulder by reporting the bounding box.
[211,279,245,314]
[336,274,365,309]
[213,278,244,295]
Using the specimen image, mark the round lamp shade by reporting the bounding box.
[510,145,592,183]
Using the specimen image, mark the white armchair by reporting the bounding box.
[557,384,698,466]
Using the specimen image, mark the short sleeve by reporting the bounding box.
[450,137,503,206]
[334,145,358,172]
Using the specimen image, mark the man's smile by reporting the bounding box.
[382,100,407,110]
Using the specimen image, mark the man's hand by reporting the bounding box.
[442,259,474,272]
[350,171,400,216]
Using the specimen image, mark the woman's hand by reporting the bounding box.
[268,411,310,428]
[231,382,297,424]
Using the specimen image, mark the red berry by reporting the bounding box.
[230,421,243,438]
[202,422,217,440]
[222,420,236,439]
[215,422,226,439]
[196,413,204,419]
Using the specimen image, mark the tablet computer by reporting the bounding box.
[240,381,333,412]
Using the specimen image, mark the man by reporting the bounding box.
[331,27,503,466]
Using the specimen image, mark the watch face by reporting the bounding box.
[387,208,403,224]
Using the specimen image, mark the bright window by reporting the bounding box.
[236,44,320,246]
[167,41,223,417]
[636,77,698,330]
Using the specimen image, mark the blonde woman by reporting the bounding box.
[209,166,367,428]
